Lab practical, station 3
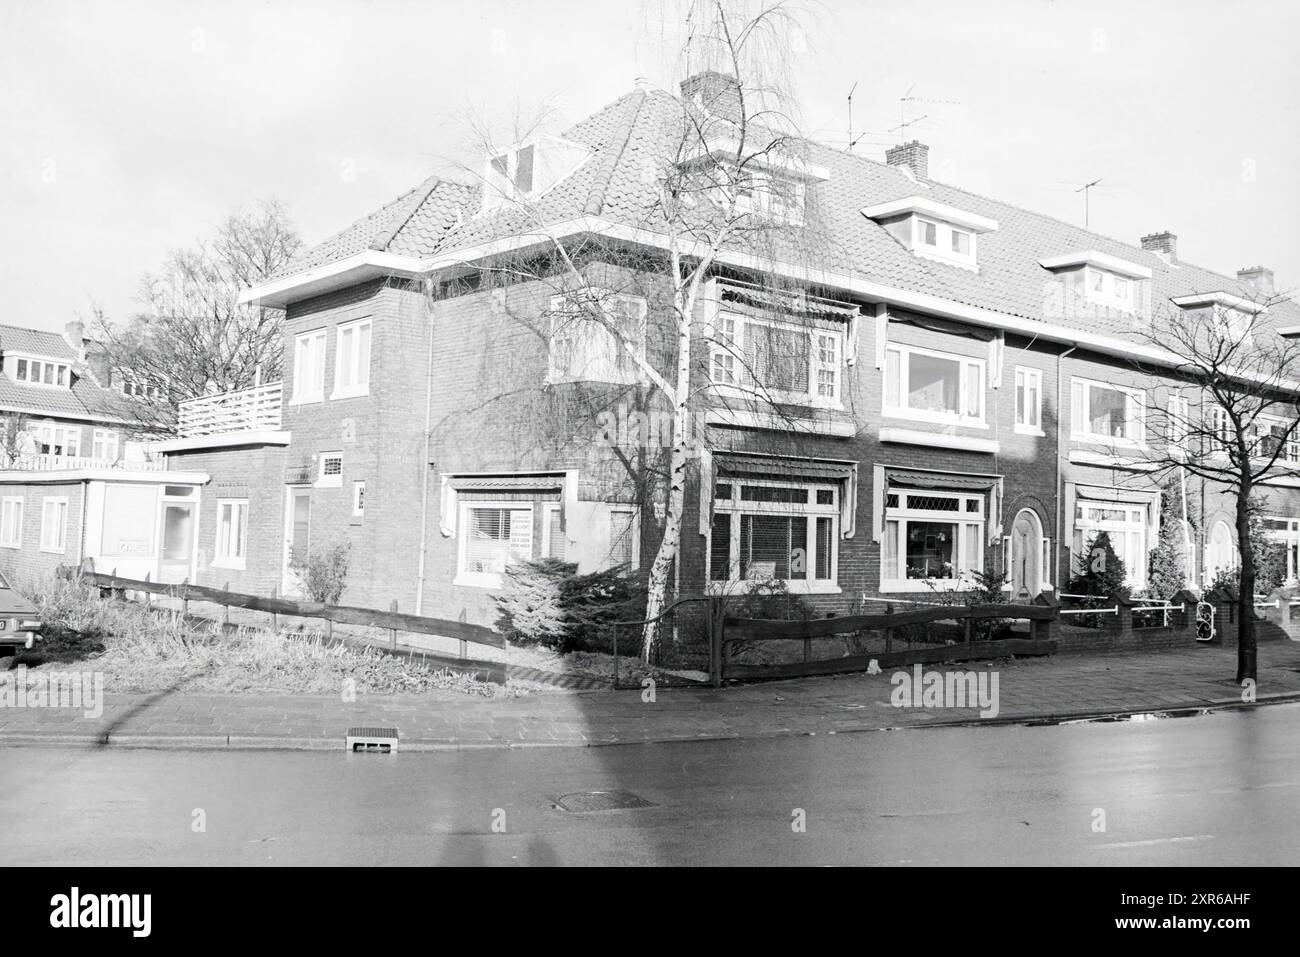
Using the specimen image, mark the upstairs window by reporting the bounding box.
[292,329,327,404]
[92,429,119,461]
[913,218,977,268]
[10,356,71,387]
[709,311,843,407]
[1014,367,1042,434]
[731,168,806,225]
[1069,266,1135,312]
[481,136,591,213]
[332,318,372,399]
[883,344,984,424]
[548,290,647,385]
[1071,378,1144,445]
[35,425,80,458]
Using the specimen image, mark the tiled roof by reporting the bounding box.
[0,325,77,361]
[281,85,1298,335]
[0,325,146,423]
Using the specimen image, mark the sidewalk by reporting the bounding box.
[3,641,1300,751]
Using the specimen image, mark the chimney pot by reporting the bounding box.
[1140,230,1178,262]
[1237,265,1275,299]
[885,140,929,181]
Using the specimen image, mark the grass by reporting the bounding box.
[9,576,521,698]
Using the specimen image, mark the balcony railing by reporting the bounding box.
[178,382,283,438]
[3,454,168,472]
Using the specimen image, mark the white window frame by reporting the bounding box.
[607,507,639,571]
[1248,412,1300,465]
[911,216,978,269]
[1014,366,1043,435]
[1070,376,1145,447]
[540,502,565,560]
[1166,394,1190,456]
[709,310,845,409]
[455,501,535,588]
[39,496,68,553]
[316,452,343,489]
[35,424,81,458]
[883,343,986,426]
[0,497,23,548]
[732,168,807,225]
[92,428,119,462]
[331,318,372,400]
[707,479,841,595]
[351,480,366,517]
[1072,266,1136,313]
[213,498,249,570]
[547,290,647,386]
[291,328,328,404]
[1263,516,1300,586]
[1073,501,1149,591]
[881,489,986,592]
[8,354,72,388]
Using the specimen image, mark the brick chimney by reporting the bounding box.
[1237,265,1275,299]
[679,71,742,123]
[62,320,86,358]
[885,140,929,181]
[1140,231,1178,262]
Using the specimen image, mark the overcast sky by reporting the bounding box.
[2,0,1296,334]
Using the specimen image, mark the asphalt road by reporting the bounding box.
[2,703,1299,866]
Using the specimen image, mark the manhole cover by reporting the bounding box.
[555,790,657,813]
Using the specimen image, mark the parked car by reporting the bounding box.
[0,571,41,654]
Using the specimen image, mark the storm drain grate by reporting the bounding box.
[346,726,399,753]
[555,790,657,813]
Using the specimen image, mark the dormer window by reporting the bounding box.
[734,168,807,225]
[481,136,591,213]
[9,356,71,388]
[1170,291,1265,342]
[861,197,998,271]
[1040,250,1152,314]
[683,136,830,227]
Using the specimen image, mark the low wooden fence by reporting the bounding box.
[717,602,1058,684]
[54,566,507,681]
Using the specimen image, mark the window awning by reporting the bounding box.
[718,281,860,320]
[447,473,565,492]
[873,465,1005,545]
[885,468,1000,492]
[701,451,859,538]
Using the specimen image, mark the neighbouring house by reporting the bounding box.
[25,73,1299,623]
[0,321,187,585]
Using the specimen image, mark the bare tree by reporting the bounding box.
[429,0,842,659]
[1136,291,1300,683]
[0,413,31,467]
[91,200,302,425]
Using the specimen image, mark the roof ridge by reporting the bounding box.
[369,176,443,253]
[583,90,648,217]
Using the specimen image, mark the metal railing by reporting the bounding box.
[177,382,282,437]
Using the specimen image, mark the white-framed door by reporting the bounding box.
[157,486,199,584]
[282,485,311,596]
[1009,508,1043,600]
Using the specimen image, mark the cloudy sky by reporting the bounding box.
[2,0,1296,333]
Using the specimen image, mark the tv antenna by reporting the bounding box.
[894,84,960,138]
[1075,177,1103,230]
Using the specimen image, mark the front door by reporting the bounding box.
[1009,510,1041,600]
[283,488,311,595]
[158,502,195,584]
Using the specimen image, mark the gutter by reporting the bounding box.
[1055,344,1077,590]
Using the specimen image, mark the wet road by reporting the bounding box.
[2,703,1298,866]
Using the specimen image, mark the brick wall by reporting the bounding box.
[0,480,85,588]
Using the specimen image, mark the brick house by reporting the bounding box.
[118,73,1299,624]
[0,321,193,584]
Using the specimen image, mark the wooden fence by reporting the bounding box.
[717,602,1058,683]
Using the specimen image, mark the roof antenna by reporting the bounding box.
[847,81,857,151]
[1075,177,1103,230]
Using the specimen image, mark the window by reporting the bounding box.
[1248,415,1299,464]
[1263,517,1300,585]
[1014,367,1042,433]
[608,508,637,570]
[332,318,372,398]
[882,490,985,590]
[0,497,22,548]
[1166,395,1190,454]
[1205,520,1236,582]
[1070,378,1144,445]
[710,311,845,407]
[485,145,535,205]
[1214,304,1251,342]
[911,218,978,268]
[1207,405,1231,452]
[214,499,248,568]
[709,480,839,593]
[317,453,342,488]
[542,503,565,560]
[292,329,327,403]
[35,425,80,458]
[9,356,71,387]
[40,497,68,552]
[92,429,119,462]
[1073,501,1148,590]
[728,168,806,225]
[1071,267,1135,312]
[548,291,647,385]
[884,344,985,424]
[352,481,365,517]
[459,504,533,584]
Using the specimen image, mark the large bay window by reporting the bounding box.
[548,291,647,385]
[1073,501,1148,590]
[709,311,843,407]
[459,504,533,584]
[883,344,984,424]
[709,479,839,592]
[1070,378,1144,445]
[881,489,985,591]
[1262,517,1300,585]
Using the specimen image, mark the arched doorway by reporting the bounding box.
[1009,508,1044,600]
[1206,520,1236,584]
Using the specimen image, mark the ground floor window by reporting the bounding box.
[1073,501,1148,590]
[882,489,985,590]
[214,499,248,568]
[709,479,839,591]
[1205,520,1236,584]
[40,497,68,552]
[1262,517,1300,585]
[461,504,533,581]
[608,507,638,570]
[0,497,22,548]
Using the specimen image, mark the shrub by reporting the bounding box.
[291,541,351,605]
[494,558,645,654]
